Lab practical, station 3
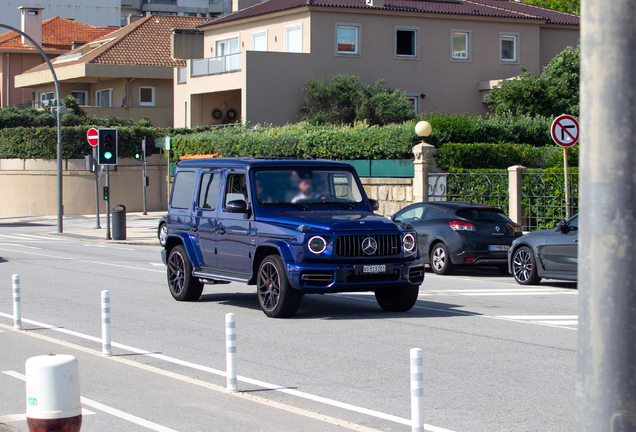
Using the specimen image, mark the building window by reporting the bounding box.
[451,30,471,61]
[177,67,187,84]
[252,31,267,51]
[406,95,419,115]
[335,24,360,55]
[285,24,302,53]
[70,91,87,105]
[39,91,54,108]
[95,89,112,107]
[139,87,155,106]
[395,27,419,58]
[500,32,519,62]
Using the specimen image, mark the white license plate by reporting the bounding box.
[363,265,386,274]
[488,245,510,252]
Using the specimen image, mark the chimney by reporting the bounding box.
[19,6,44,47]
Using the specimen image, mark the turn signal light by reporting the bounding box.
[449,221,475,231]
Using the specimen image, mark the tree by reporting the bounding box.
[484,45,579,118]
[299,74,415,126]
[523,0,579,14]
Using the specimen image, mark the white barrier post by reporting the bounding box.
[12,274,21,330]
[411,348,424,432]
[25,354,82,432]
[101,290,111,357]
[226,313,237,393]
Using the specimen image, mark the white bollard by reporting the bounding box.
[226,313,237,393]
[411,348,424,432]
[25,354,82,432]
[101,290,111,357]
[12,274,22,330]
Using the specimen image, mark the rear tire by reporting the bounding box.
[167,245,204,301]
[257,255,302,318]
[375,286,420,312]
[511,246,542,285]
[430,243,454,275]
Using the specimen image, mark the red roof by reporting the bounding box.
[0,16,118,52]
[201,0,579,27]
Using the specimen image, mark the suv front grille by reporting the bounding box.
[336,234,401,257]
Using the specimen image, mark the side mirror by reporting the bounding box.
[556,220,567,231]
[227,200,248,213]
[369,199,380,211]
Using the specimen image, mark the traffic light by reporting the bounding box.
[145,176,150,187]
[134,146,141,160]
[98,129,118,165]
[103,186,109,200]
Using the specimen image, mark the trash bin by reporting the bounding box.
[111,204,126,240]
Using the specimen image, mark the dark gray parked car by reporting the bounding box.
[392,202,522,275]
[508,214,578,285]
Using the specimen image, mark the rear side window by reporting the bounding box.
[171,171,197,209]
[198,172,221,210]
[422,207,444,220]
[456,208,511,223]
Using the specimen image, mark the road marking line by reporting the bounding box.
[0,243,41,250]
[3,371,174,431]
[0,318,453,432]
[498,315,578,320]
[0,248,164,273]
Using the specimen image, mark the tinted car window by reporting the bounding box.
[456,208,512,223]
[422,206,444,220]
[395,205,427,223]
[198,172,221,210]
[567,215,578,230]
[171,171,196,209]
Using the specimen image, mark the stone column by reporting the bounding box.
[412,142,437,203]
[507,165,524,226]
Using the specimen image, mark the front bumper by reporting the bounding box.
[286,259,425,293]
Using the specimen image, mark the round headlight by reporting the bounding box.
[308,236,327,254]
[403,233,416,252]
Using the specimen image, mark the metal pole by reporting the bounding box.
[410,348,423,432]
[0,24,64,233]
[226,313,237,393]
[142,138,147,215]
[101,290,111,357]
[578,1,636,430]
[106,166,111,240]
[12,274,21,330]
[94,148,100,229]
[563,147,570,220]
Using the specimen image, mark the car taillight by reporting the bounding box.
[514,224,522,234]
[449,221,475,231]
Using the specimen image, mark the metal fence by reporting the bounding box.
[427,172,509,210]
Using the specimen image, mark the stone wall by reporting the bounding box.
[361,177,414,217]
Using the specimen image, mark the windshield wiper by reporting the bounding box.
[317,200,355,210]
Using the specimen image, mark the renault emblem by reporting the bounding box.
[362,237,377,255]
[495,226,500,232]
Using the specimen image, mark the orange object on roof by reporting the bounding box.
[180,154,221,161]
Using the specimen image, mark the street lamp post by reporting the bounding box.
[0,23,63,233]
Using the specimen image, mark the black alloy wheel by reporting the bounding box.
[512,246,542,285]
[257,255,302,318]
[167,245,204,301]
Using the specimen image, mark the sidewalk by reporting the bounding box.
[0,212,164,246]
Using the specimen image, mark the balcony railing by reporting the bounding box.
[191,53,241,77]
[143,0,177,4]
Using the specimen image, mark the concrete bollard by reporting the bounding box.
[25,354,82,432]
[226,313,237,393]
[411,348,423,432]
[12,274,22,330]
[101,291,111,357]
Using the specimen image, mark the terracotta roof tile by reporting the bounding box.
[0,16,118,52]
[202,0,579,27]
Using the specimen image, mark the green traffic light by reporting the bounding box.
[104,152,112,159]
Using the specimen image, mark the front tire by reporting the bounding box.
[511,246,542,285]
[257,255,302,318]
[375,286,420,312]
[167,245,204,301]
[430,243,454,275]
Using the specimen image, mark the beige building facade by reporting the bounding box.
[174,0,579,127]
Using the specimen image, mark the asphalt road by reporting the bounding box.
[0,220,577,432]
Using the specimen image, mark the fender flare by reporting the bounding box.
[166,233,204,268]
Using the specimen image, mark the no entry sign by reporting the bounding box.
[87,127,99,147]
[551,114,579,148]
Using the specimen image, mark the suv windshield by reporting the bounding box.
[254,169,364,207]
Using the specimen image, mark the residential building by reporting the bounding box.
[173,0,579,127]
[122,0,228,24]
[15,15,209,127]
[0,7,118,108]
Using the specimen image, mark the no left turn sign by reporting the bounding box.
[551,114,579,148]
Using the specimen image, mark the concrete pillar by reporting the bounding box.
[507,165,524,226]
[412,142,437,203]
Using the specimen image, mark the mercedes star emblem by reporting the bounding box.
[362,237,377,255]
